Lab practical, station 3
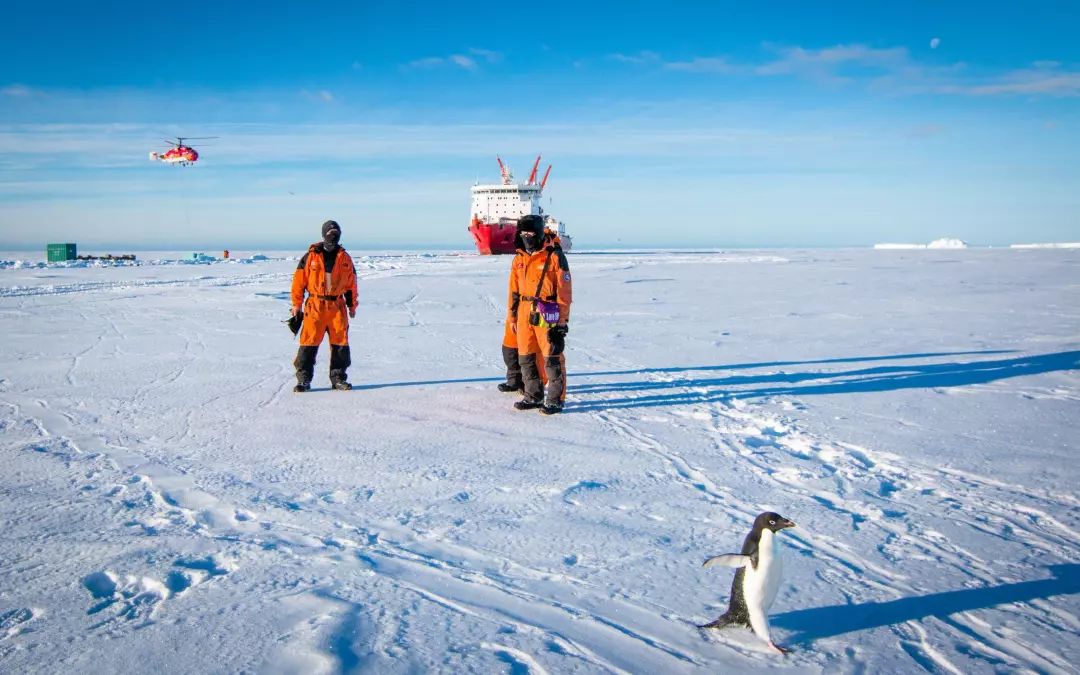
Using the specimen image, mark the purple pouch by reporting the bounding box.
[536,300,561,326]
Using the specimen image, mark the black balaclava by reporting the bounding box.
[516,215,545,253]
[322,220,341,252]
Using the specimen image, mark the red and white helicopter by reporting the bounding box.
[150,136,217,166]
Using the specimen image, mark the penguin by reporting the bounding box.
[698,511,796,654]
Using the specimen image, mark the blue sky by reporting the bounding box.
[1,0,1078,249]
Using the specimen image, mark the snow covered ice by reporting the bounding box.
[1,248,1078,673]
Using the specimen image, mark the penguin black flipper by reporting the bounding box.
[700,517,766,630]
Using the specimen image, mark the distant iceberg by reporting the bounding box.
[1010,242,1080,249]
[874,238,968,250]
[927,238,967,249]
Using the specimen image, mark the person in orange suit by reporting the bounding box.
[290,220,358,392]
[498,229,531,394]
[511,215,572,414]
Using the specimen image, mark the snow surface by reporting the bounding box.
[1,248,1078,674]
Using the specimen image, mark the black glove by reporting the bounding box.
[285,311,304,336]
[548,324,568,356]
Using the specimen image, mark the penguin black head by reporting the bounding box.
[754,512,796,533]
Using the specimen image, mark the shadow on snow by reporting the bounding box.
[564,350,1079,413]
[772,564,1080,644]
[355,350,1016,393]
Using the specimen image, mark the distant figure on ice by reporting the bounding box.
[506,215,572,414]
[290,220,358,392]
[698,511,796,654]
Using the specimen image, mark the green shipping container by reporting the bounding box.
[47,243,77,262]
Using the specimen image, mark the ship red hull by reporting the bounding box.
[469,221,518,255]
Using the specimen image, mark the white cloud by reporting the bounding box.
[404,56,446,69]
[2,84,33,97]
[404,52,491,71]
[930,37,941,50]
[755,44,910,83]
[609,51,661,65]
[449,54,477,70]
[468,48,502,63]
[664,57,738,73]
[937,68,1080,96]
[300,89,335,103]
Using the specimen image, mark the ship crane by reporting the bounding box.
[496,156,513,185]
[540,164,552,190]
[527,155,542,184]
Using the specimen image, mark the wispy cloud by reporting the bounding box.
[449,54,477,70]
[754,44,911,83]
[609,51,661,65]
[936,64,1080,97]
[403,48,501,71]
[405,56,447,69]
[665,57,737,74]
[0,118,857,174]
[2,84,34,97]
[610,43,1077,98]
[301,89,335,103]
[468,48,503,63]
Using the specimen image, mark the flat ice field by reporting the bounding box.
[1,248,1078,674]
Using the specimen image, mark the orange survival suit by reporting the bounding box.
[290,227,358,389]
[512,222,572,409]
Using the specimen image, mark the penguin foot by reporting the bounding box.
[769,642,791,655]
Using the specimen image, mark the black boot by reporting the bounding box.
[540,402,563,415]
[329,344,352,391]
[294,345,318,390]
[514,398,543,411]
[498,382,523,393]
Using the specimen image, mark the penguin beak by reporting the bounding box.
[781,519,796,529]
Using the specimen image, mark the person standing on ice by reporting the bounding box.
[290,220,358,392]
[511,215,572,414]
[497,224,531,395]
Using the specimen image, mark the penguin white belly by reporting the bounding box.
[741,529,783,646]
